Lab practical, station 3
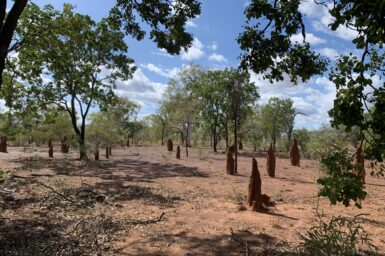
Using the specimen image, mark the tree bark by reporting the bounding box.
[0,0,28,87]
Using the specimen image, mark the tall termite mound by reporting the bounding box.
[176,145,181,159]
[167,139,173,151]
[0,136,7,153]
[266,143,276,177]
[226,147,235,175]
[355,146,365,183]
[248,158,262,211]
[48,139,53,158]
[248,158,273,212]
[105,146,109,159]
[290,139,300,166]
[61,136,69,153]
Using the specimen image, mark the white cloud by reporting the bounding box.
[250,72,336,130]
[186,20,198,28]
[181,37,205,61]
[290,33,326,45]
[317,47,339,59]
[151,48,174,58]
[114,69,167,113]
[208,53,228,63]
[207,42,218,51]
[140,63,180,78]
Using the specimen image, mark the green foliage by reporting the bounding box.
[297,214,376,256]
[238,0,327,83]
[317,150,367,208]
[108,0,201,54]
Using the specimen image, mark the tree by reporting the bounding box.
[16,4,135,159]
[189,70,228,152]
[0,0,201,88]
[224,68,259,173]
[161,66,202,156]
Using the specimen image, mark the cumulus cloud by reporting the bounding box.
[181,37,205,61]
[207,42,218,51]
[140,63,180,78]
[208,53,228,63]
[290,33,326,45]
[317,47,339,59]
[186,20,198,28]
[299,0,358,41]
[114,69,167,114]
[250,72,336,130]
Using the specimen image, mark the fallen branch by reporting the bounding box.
[127,212,165,225]
[37,182,75,204]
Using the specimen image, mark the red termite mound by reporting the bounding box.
[48,139,53,158]
[105,146,109,159]
[61,136,69,153]
[290,139,300,166]
[176,145,181,159]
[248,158,262,211]
[226,147,234,175]
[167,139,173,151]
[0,136,7,153]
[266,143,276,177]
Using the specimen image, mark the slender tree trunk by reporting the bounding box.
[213,126,218,152]
[79,122,87,160]
[0,0,28,87]
[225,123,229,148]
[272,136,276,151]
[234,120,238,174]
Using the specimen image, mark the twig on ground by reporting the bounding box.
[126,212,165,225]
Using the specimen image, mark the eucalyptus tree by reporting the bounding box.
[161,66,203,156]
[16,4,136,159]
[224,68,259,173]
[0,0,201,88]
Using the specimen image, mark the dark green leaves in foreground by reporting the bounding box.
[109,0,201,54]
[318,150,366,208]
[237,0,327,84]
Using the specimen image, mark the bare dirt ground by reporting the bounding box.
[0,144,384,255]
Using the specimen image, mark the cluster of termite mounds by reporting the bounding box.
[0,136,7,153]
[290,138,300,167]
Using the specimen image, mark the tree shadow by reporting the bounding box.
[119,229,296,256]
[14,157,209,183]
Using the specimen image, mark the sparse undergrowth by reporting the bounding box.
[297,214,377,256]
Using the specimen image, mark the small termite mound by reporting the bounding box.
[238,142,243,150]
[176,145,181,159]
[0,136,7,153]
[48,139,53,158]
[290,139,300,167]
[167,139,173,151]
[266,143,276,177]
[226,147,234,175]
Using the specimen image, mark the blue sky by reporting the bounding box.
[30,0,362,130]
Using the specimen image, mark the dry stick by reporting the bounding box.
[229,228,250,256]
[127,212,165,225]
[37,181,75,204]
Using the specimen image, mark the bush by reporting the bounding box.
[297,214,376,256]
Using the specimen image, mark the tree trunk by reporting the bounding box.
[0,0,28,88]
[234,121,238,174]
[161,126,165,145]
[225,123,229,148]
[213,126,218,152]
